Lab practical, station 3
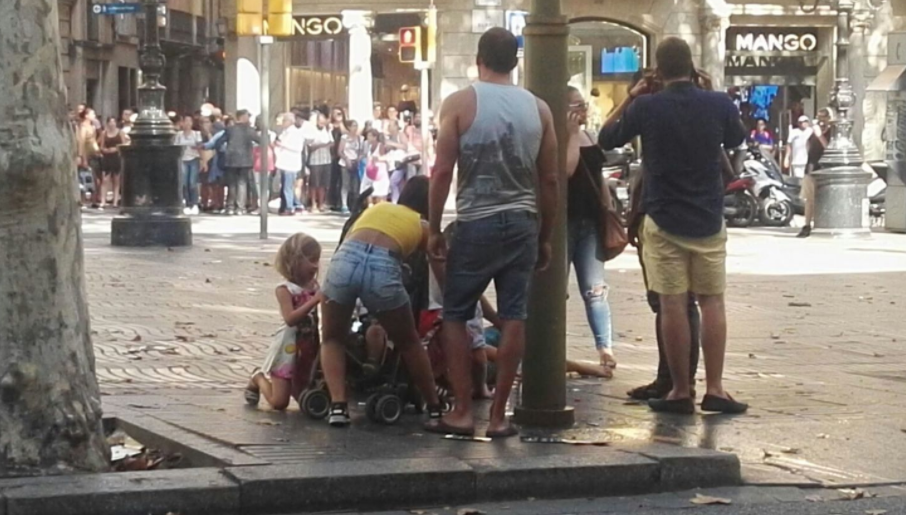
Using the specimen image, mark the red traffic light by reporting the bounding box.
[399,26,421,63]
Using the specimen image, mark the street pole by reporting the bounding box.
[513,0,574,428]
[813,0,871,237]
[259,35,273,240]
[419,62,431,172]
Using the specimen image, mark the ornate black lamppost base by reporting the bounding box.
[111,216,192,247]
[111,144,192,247]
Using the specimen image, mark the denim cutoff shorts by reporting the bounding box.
[323,240,410,313]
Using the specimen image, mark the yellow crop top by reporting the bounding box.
[350,203,423,256]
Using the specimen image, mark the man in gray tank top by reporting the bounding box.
[426,28,560,438]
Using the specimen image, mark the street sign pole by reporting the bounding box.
[259,35,273,240]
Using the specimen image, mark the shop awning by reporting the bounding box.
[868,64,906,92]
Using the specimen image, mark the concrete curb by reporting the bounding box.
[0,446,740,515]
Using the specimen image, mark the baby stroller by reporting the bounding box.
[296,189,445,424]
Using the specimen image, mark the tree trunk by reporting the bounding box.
[0,0,109,475]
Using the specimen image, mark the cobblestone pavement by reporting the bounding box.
[82,212,906,487]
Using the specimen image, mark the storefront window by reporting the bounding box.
[568,20,648,133]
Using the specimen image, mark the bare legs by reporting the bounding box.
[487,320,524,434]
[660,293,730,401]
[247,373,291,410]
[698,294,729,399]
[320,301,438,408]
[659,293,693,401]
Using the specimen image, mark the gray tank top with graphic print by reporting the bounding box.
[456,81,543,222]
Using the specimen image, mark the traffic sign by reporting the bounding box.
[92,3,143,15]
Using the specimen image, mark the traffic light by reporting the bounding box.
[267,0,293,37]
[236,0,263,36]
[399,27,421,64]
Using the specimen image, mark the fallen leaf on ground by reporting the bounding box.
[229,346,242,352]
[780,447,801,454]
[175,321,195,326]
[635,336,643,342]
[175,335,195,343]
[838,488,874,500]
[762,449,776,459]
[748,353,757,359]
[160,348,180,355]
[690,494,732,505]
[202,333,218,338]
[770,334,780,340]
[788,302,812,307]
[205,278,213,284]
[128,355,143,361]
[257,420,281,426]
[131,335,142,342]
[805,495,823,502]
[457,509,485,515]
[817,434,830,439]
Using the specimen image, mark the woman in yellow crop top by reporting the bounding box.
[320,176,441,426]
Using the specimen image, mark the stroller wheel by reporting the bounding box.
[300,389,330,420]
[365,393,382,423]
[375,395,403,425]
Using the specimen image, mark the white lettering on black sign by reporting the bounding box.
[735,33,818,52]
[292,16,344,37]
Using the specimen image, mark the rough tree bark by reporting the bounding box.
[0,0,109,475]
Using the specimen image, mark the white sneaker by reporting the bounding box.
[183,207,192,215]
[191,206,200,215]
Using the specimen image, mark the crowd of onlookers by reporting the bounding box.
[72,101,434,216]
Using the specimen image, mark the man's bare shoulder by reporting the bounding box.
[530,96,554,128]
[442,87,477,112]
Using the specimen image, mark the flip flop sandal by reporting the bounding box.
[486,424,519,439]
[423,419,475,437]
[244,388,260,406]
[601,358,618,370]
[244,369,263,406]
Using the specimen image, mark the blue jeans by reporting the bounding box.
[567,217,613,351]
[444,211,538,322]
[279,169,297,213]
[322,241,410,313]
[181,159,200,208]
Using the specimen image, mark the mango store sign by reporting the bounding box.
[291,16,345,37]
[727,27,819,53]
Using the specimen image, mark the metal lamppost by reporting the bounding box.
[513,0,575,428]
[112,0,192,247]
[811,0,872,237]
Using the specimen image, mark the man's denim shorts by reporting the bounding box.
[443,211,538,322]
[323,241,410,313]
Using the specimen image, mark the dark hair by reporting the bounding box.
[397,176,429,219]
[236,109,250,119]
[106,116,118,124]
[655,37,694,81]
[477,27,519,75]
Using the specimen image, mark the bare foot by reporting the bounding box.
[599,350,617,369]
[424,413,475,436]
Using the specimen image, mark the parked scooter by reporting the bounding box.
[724,169,759,228]
[741,145,795,226]
[602,146,634,223]
[867,161,888,225]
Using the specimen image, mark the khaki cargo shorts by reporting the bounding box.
[640,216,727,296]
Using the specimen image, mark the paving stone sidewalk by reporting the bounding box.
[82,213,906,493]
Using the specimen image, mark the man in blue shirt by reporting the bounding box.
[599,37,747,415]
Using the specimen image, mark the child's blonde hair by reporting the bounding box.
[275,232,321,282]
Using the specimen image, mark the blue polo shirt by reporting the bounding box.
[599,82,746,238]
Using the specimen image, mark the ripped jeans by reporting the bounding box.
[567,217,613,351]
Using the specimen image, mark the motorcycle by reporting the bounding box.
[741,145,795,227]
[724,169,759,228]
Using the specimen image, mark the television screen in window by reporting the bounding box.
[601,47,640,74]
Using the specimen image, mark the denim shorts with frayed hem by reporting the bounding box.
[443,211,538,322]
[323,241,410,314]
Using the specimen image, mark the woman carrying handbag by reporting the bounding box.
[565,86,627,376]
